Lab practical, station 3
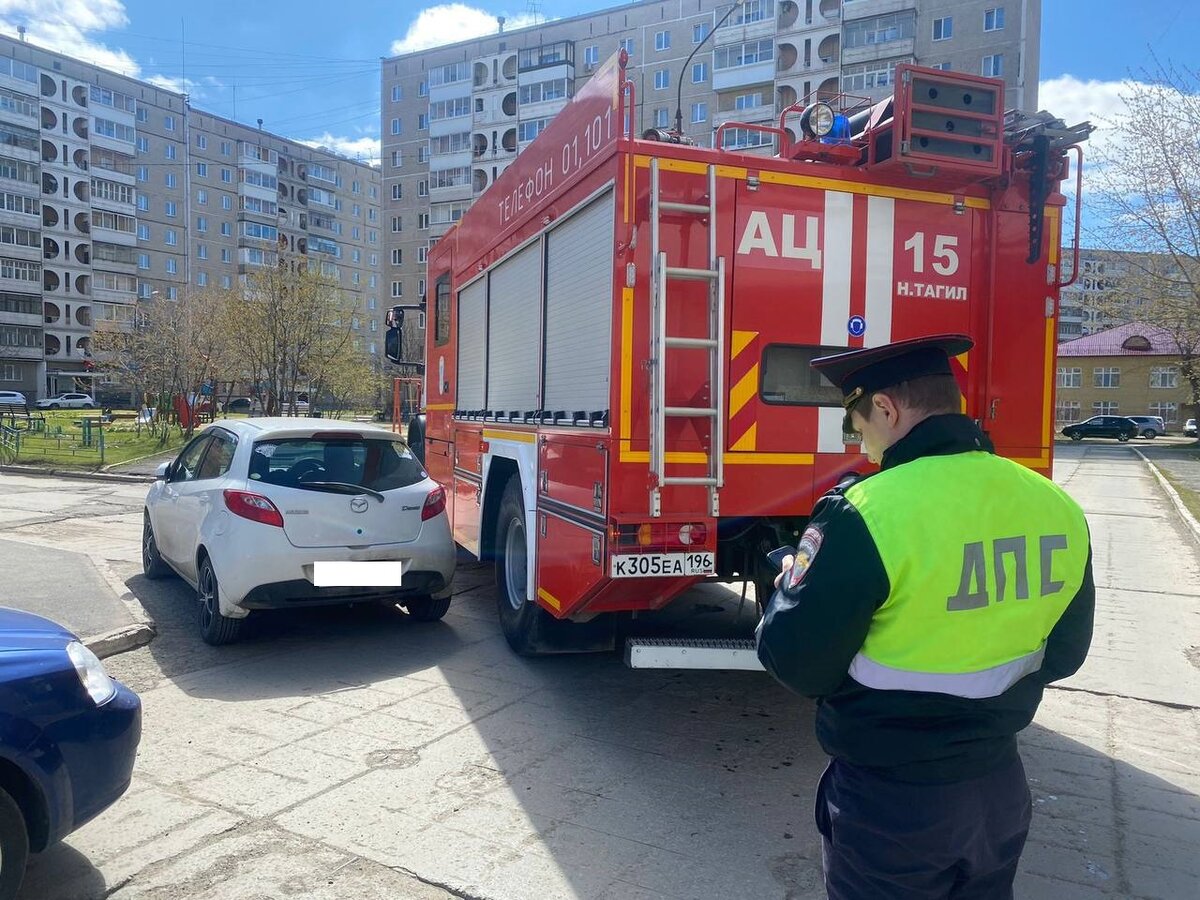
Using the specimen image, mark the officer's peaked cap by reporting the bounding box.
[811,334,973,408]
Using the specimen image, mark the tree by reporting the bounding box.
[225,258,359,416]
[92,289,236,440]
[1089,60,1200,417]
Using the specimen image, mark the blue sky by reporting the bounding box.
[1,0,1195,165]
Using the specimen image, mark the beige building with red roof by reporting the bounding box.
[1055,322,1193,430]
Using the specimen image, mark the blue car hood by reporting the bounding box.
[0,608,77,652]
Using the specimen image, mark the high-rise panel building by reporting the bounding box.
[380,0,1039,316]
[0,34,382,401]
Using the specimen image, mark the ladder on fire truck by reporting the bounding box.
[648,158,726,518]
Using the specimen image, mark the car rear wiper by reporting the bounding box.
[298,482,385,502]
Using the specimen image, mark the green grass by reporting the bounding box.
[1156,467,1200,524]
[6,410,187,469]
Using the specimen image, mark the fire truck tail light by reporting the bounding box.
[678,523,707,546]
[637,523,653,547]
[614,522,711,552]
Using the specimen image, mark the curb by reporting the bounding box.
[0,464,154,484]
[86,622,156,660]
[101,447,177,473]
[1134,448,1200,543]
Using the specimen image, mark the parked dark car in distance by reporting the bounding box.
[1061,416,1139,442]
[0,608,141,899]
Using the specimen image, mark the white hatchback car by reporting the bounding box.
[142,419,455,644]
[35,392,96,409]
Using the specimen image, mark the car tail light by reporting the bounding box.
[422,485,447,521]
[223,489,284,527]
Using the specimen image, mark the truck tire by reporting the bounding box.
[407,415,426,466]
[0,785,29,900]
[495,477,544,655]
[197,556,243,646]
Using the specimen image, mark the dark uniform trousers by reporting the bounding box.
[815,756,1032,900]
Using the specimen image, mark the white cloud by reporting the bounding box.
[1038,75,1138,157]
[146,74,195,94]
[299,133,381,165]
[0,0,139,74]
[391,4,544,55]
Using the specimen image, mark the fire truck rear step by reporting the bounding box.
[624,637,764,671]
[648,158,727,519]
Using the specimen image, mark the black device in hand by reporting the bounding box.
[766,546,795,569]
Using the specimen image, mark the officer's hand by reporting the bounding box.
[773,555,794,589]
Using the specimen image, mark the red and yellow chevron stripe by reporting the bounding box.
[728,330,760,451]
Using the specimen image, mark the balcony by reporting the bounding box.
[714,103,775,128]
[713,60,776,92]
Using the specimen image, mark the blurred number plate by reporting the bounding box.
[611,552,714,578]
[313,561,403,587]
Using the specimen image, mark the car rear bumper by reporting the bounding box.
[49,681,141,846]
[239,569,450,608]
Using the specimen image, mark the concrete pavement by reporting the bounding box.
[1,444,1197,898]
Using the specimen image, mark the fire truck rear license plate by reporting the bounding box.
[611,552,715,578]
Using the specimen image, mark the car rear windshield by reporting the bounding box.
[249,435,427,492]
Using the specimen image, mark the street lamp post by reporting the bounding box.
[674,0,746,138]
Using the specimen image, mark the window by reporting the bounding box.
[722,127,774,150]
[655,69,670,90]
[418,80,428,97]
[391,118,401,135]
[220,141,232,156]
[1150,402,1179,423]
[90,210,136,234]
[137,253,150,269]
[518,118,549,142]
[165,144,176,160]
[932,17,952,41]
[417,278,426,297]
[418,146,430,163]
[418,113,428,130]
[197,216,207,233]
[1055,400,1081,423]
[391,84,402,102]
[418,180,428,197]
[584,45,599,67]
[434,274,450,345]
[136,107,148,123]
[137,137,149,153]
[984,7,1005,31]
[1150,366,1179,388]
[196,162,208,177]
[197,244,208,259]
[1093,367,1120,388]
[89,86,135,112]
[655,30,671,51]
[222,195,232,210]
[693,22,710,43]
[165,173,177,189]
[0,192,37,215]
[197,271,208,287]
[519,78,570,105]
[0,225,37,249]
[619,38,635,56]
[1093,401,1119,415]
[352,226,360,239]
[844,12,916,49]
[391,183,402,201]
[735,92,765,110]
[417,246,428,263]
[137,224,150,241]
[1056,367,1082,388]
[691,102,708,123]
[391,216,402,233]
[692,62,709,83]
[714,40,774,70]
[136,195,149,211]
[221,248,232,263]
[137,165,148,182]
[241,222,278,242]
[391,280,403,298]
[0,258,40,284]
[197,188,207,204]
[165,229,178,246]
[391,150,402,168]
[352,203,361,217]
[221,168,232,183]
[761,344,850,407]
[653,108,669,128]
[221,275,232,289]
[164,115,175,131]
[93,117,136,142]
[842,60,904,92]
[138,283,151,299]
[221,222,232,236]
[196,133,207,150]
[165,258,177,275]
[932,63,952,71]
[982,54,1003,77]
[728,0,772,26]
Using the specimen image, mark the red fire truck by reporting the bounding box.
[386,50,1090,665]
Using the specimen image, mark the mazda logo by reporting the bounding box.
[350,496,369,513]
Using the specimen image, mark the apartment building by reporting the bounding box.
[1055,322,1192,428]
[380,0,1038,319]
[0,34,382,402]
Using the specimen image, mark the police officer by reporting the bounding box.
[756,334,1094,900]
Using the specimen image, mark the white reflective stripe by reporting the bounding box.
[820,191,854,346]
[848,644,1047,699]
[817,406,848,453]
[862,196,894,348]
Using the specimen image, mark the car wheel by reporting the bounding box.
[48,403,59,410]
[197,556,243,646]
[1142,429,1156,439]
[142,514,171,580]
[84,403,95,409]
[0,785,29,900]
[495,476,546,656]
[403,594,452,622]
[1070,433,1082,442]
[1118,433,1130,442]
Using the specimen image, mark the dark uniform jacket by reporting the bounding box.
[757,414,1095,783]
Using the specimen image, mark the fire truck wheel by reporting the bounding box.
[495,477,543,655]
